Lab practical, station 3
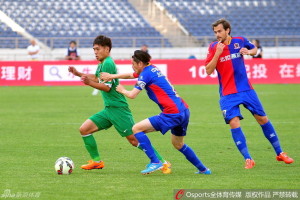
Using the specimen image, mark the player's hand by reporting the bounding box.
[81,74,90,85]
[100,72,113,83]
[240,48,249,55]
[216,42,225,55]
[116,84,125,94]
[68,66,79,76]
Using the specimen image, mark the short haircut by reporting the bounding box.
[70,41,77,45]
[132,50,151,64]
[254,39,260,46]
[93,35,112,52]
[212,18,231,35]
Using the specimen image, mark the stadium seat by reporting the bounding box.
[156,0,300,47]
[0,0,172,48]
[1,0,299,48]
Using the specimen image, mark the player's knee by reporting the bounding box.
[254,114,268,125]
[132,124,142,134]
[257,116,269,125]
[79,126,88,135]
[229,117,240,129]
[172,141,184,150]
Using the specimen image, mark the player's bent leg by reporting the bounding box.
[172,135,211,175]
[79,119,104,170]
[132,118,156,134]
[79,119,99,135]
[133,119,162,174]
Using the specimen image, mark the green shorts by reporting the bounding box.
[89,106,135,137]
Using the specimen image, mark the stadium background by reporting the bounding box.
[0,1,299,200]
[0,0,300,60]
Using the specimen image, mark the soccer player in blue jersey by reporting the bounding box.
[205,18,294,169]
[101,50,211,175]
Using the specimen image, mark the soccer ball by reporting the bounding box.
[54,157,74,175]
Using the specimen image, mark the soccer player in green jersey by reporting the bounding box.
[68,35,171,173]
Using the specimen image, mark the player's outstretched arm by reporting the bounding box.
[81,75,110,92]
[69,66,98,82]
[116,84,141,99]
[100,72,135,82]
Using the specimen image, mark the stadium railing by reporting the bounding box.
[1,36,300,49]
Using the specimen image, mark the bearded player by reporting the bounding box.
[205,18,293,169]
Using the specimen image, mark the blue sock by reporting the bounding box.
[231,127,252,159]
[261,121,282,155]
[179,144,207,172]
[134,132,160,163]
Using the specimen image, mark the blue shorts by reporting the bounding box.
[219,90,266,124]
[148,109,190,136]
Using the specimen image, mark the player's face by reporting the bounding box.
[252,40,258,46]
[93,44,109,62]
[213,24,230,43]
[131,59,143,74]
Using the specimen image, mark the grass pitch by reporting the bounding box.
[0,84,299,199]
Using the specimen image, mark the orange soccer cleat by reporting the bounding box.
[244,159,255,169]
[161,161,172,174]
[276,152,294,164]
[81,160,105,170]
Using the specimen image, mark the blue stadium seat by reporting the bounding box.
[0,0,172,48]
[156,0,300,47]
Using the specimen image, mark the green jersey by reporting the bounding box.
[95,56,128,107]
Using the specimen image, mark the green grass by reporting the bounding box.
[0,84,299,199]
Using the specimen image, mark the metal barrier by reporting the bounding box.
[0,36,300,49]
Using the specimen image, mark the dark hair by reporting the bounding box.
[93,35,112,52]
[254,39,260,46]
[132,50,151,64]
[212,18,231,35]
[70,41,77,45]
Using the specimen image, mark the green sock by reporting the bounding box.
[138,145,166,163]
[82,134,100,161]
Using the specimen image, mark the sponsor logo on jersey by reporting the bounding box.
[220,53,241,62]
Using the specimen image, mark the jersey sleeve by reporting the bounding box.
[243,37,255,50]
[205,42,216,66]
[134,71,150,90]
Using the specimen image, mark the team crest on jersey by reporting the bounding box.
[234,43,240,49]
